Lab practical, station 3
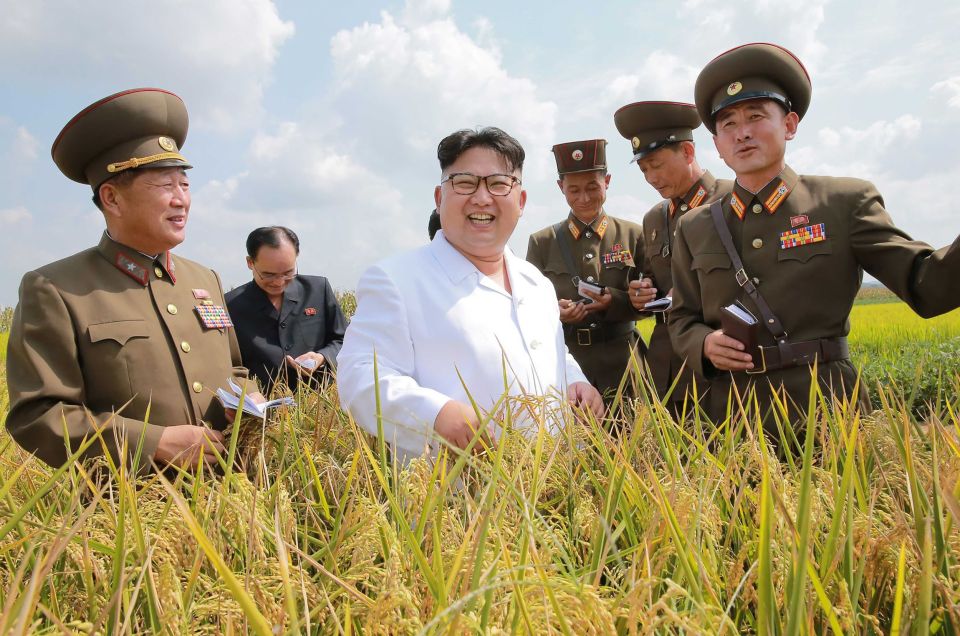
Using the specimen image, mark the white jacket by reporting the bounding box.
[337,231,588,456]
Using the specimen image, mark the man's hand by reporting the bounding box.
[154,425,225,467]
[567,382,605,419]
[433,400,494,452]
[627,278,658,310]
[287,352,325,376]
[582,287,614,313]
[703,330,754,371]
[559,299,589,323]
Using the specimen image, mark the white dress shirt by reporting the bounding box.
[337,231,588,456]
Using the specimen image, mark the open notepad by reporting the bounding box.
[643,296,673,312]
[216,379,294,419]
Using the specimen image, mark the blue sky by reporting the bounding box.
[1,0,958,305]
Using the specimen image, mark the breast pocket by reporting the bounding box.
[88,319,151,346]
[777,239,833,264]
[691,253,732,285]
[541,255,571,278]
[86,319,152,397]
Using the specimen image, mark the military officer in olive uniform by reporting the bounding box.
[526,139,650,401]
[5,88,260,472]
[613,101,732,414]
[669,43,960,430]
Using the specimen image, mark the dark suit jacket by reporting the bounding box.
[226,275,347,392]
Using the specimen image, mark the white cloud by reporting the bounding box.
[571,51,699,122]
[402,0,451,26]
[0,206,30,224]
[678,0,828,71]
[329,8,557,172]
[180,2,561,294]
[0,0,294,133]
[789,115,922,178]
[932,77,960,108]
[11,126,38,161]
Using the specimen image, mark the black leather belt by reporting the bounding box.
[564,321,637,347]
[750,337,849,374]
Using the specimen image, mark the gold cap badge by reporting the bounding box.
[727,81,743,96]
[571,149,584,161]
[158,136,176,151]
[631,136,641,149]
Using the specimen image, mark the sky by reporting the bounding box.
[0,0,958,306]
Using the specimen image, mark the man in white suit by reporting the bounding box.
[338,127,604,460]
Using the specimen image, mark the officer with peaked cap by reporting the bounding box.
[526,139,648,403]
[668,43,960,435]
[6,88,261,471]
[613,101,732,416]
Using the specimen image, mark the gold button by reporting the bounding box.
[167,304,178,315]
[752,204,763,214]
[585,253,594,259]
[680,204,688,211]
[192,381,202,393]
[584,231,593,238]
[181,341,191,353]
[752,238,764,249]
[154,266,164,278]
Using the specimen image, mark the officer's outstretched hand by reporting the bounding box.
[627,278,658,310]
[154,425,226,467]
[433,399,495,453]
[567,381,605,420]
[704,330,754,371]
[558,299,589,323]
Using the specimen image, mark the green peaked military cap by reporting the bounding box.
[52,88,192,190]
[694,42,811,134]
[551,139,607,175]
[613,101,701,162]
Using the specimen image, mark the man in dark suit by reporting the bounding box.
[226,226,348,393]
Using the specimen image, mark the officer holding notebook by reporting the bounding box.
[526,139,650,401]
[5,88,261,471]
[613,101,732,414]
[669,43,960,429]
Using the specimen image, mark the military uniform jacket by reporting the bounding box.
[226,275,348,392]
[638,171,731,398]
[526,212,643,323]
[526,211,644,395]
[670,166,960,382]
[6,233,252,471]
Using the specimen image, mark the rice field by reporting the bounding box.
[0,299,959,634]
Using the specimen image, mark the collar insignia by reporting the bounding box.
[730,193,746,220]
[688,184,707,209]
[764,180,791,213]
[114,252,148,286]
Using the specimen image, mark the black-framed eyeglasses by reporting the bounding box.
[253,265,297,282]
[441,173,521,197]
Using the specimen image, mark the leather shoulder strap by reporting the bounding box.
[708,200,794,359]
[661,201,672,255]
[552,222,579,283]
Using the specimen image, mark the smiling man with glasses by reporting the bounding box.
[338,127,603,462]
[226,226,347,393]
